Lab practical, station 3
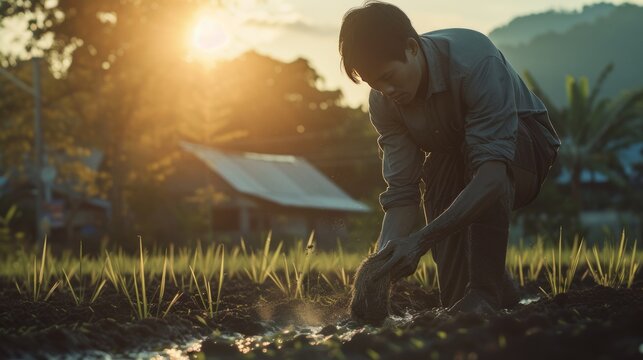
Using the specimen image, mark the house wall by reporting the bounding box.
[210,198,351,250]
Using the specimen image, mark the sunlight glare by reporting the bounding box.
[192,15,229,53]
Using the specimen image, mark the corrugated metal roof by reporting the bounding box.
[180,141,370,213]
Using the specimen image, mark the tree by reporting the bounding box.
[1,0,225,246]
[524,64,643,211]
[2,1,381,248]
[193,51,381,198]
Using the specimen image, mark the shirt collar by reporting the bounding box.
[419,35,447,100]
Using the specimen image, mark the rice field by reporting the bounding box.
[2,230,640,312]
[0,229,641,359]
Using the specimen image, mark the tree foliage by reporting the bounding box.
[1,0,380,247]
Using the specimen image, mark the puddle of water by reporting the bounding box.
[131,317,388,358]
[174,310,430,357]
[225,322,327,353]
[42,350,114,360]
[43,307,456,358]
[519,295,541,305]
[143,339,203,360]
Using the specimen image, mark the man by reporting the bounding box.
[339,1,561,314]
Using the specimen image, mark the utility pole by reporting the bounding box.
[0,58,45,246]
[33,57,45,246]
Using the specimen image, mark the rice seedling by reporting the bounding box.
[268,253,295,297]
[161,292,183,318]
[79,241,85,301]
[316,239,353,294]
[506,236,545,287]
[149,248,183,318]
[168,243,178,287]
[89,277,107,304]
[138,236,149,317]
[129,236,150,319]
[132,267,148,319]
[268,232,317,299]
[516,252,525,287]
[156,250,169,317]
[189,265,209,317]
[241,232,283,284]
[115,236,152,319]
[62,268,80,305]
[15,236,61,302]
[585,230,640,288]
[215,245,225,314]
[203,272,214,318]
[187,243,225,319]
[118,273,135,315]
[33,236,49,301]
[526,253,545,284]
[293,232,315,299]
[412,255,440,291]
[540,231,584,297]
[506,250,520,285]
[103,250,120,293]
[226,245,242,279]
[0,205,17,249]
[334,239,352,291]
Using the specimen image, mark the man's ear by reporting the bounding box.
[406,37,419,56]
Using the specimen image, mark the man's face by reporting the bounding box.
[359,40,424,105]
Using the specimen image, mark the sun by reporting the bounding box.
[191,14,229,53]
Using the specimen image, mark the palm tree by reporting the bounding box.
[524,64,643,210]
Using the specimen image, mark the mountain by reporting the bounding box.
[489,2,616,47]
[488,3,643,107]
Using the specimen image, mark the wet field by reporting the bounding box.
[1,274,642,360]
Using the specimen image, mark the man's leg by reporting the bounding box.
[445,168,515,314]
[423,119,547,309]
[449,119,545,313]
[512,113,559,211]
[423,152,470,307]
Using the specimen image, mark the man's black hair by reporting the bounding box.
[339,1,420,84]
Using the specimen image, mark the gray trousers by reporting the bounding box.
[422,113,558,307]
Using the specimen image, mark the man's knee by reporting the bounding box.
[509,164,539,210]
[473,187,512,228]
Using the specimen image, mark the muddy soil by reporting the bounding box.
[0,273,642,359]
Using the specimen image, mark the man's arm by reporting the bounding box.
[373,160,513,280]
[411,55,521,251]
[377,204,419,250]
[413,160,512,253]
[368,90,425,250]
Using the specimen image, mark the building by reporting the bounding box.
[175,141,370,248]
[554,142,642,242]
[0,149,111,248]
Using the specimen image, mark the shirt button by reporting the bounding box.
[434,129,440,134]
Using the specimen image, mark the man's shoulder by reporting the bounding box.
[420,28,494,48]
[420,28,501,70]
[421,27,486,39]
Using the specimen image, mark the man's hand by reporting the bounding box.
[371,233,429,281]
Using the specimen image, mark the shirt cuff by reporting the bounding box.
[379,184,421,212]
[465,141,515,171]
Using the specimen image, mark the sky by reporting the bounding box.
[228,0,641,108]
[1,0,642,108]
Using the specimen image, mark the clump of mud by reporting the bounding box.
[349,254,392,325]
